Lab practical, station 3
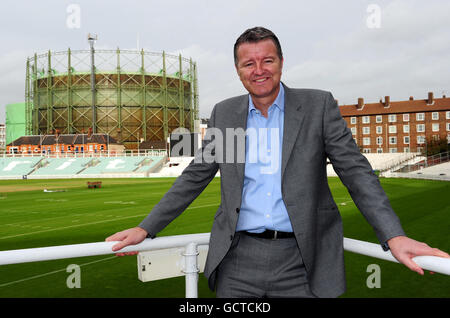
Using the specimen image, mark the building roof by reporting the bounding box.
[339,94,450,117]
[6,135,42,146]
[7,133,119,147]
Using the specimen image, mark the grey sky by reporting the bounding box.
[0,0,449,124]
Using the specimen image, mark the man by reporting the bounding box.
[106,27,449,298]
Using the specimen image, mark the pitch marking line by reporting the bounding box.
[0,256,117,288]
[0,203,219,240]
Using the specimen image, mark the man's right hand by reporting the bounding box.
[105,227,148,256]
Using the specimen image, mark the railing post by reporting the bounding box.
[183,242,199,298]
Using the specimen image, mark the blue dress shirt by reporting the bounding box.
[236,84,293,233]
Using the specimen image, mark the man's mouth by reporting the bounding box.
[254,77,269,83]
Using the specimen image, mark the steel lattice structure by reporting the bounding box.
[25,49,199,148]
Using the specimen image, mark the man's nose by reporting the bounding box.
[254,62,264,75]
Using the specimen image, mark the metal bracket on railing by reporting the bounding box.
[183,242,200,298]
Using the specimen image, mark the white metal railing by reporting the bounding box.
[0,233,449,297]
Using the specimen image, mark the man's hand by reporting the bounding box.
[105,227,148,256]
[387,236,450,275]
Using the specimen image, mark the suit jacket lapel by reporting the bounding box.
[232,95,249,186]
[281,84,305,179]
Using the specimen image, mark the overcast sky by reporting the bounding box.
[0,0,449,124]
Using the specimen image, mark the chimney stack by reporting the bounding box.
[427,92,434,104]
[357,98,364,109]
[384,96,390,107]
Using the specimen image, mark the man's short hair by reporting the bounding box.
[233,26,283,66]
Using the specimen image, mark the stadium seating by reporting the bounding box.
[0,157,43,178]
[326,153,419,177]
[154,156,194,177]
[0,155,169,179]
[405,161,450,179]
[134,156,166,173]
[80,157,149,175]
[30,158,93,177]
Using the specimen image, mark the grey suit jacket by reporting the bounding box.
[139,83,406,298]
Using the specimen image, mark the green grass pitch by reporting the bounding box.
[0,177,448,298]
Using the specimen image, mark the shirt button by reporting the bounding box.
[266,214,270,218]
[267,192,271,196]
[235,208,240,213]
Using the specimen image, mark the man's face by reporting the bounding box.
[235,39,283,102]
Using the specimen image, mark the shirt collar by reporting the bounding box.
[248,83,285,114]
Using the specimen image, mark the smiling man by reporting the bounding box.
[106,27,449,298]
[235,37,284,116]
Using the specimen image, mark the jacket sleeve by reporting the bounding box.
[138,106,220,238]
[322,92,406,245]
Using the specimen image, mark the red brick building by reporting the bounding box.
[6,133,124,155]
[339,92,450,153]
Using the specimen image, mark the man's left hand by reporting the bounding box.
[387,236,450,275]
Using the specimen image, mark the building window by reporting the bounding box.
[416,124,425,132]
[432,123,439,132]
[363,137,371,145]
[389,148,397,153]
[376,126,382,134]
[351,127,357,135]
[389,137,397,144]
[376,137,383,145]
[446,123,450,131]
[403,125,410,133]
[404,147,410,153]
[403,136,410,144]
[351,117,357,124]
[363,148,371,153]
[376,115,382,123]
[388,114,397,122]
[432,112,439,120]
[446,111,450,120]
[403,113,410,122]
[363,127,370,134]
[416,113,425,121]
[362,116,370,124]
[377,148,383,153]
[417,136,426,144]
[389,125,397,134]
